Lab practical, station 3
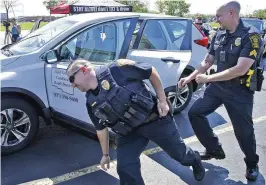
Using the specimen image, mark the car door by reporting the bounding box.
[44,17,139,127]
[125,19,192,92]
[30,18,44,33]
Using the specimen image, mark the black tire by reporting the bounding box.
[165,74,193,114]
[1,97,39,155]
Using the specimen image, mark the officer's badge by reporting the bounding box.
[249,34,260,49]
[234,37,241,46]
[249,49,257,57]
[117,59,135,66]
[101,80,110,90]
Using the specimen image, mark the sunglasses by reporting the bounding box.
[69,66,87,83]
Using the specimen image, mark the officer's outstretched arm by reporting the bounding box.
[207,57,255,82]
[96,128,109,156]
[149,67,167,102]
[187,54,215,81]
[149,67,170,116]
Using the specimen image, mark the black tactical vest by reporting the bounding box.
[86,64,155,135]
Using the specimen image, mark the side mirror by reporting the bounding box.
[44,50,58,64]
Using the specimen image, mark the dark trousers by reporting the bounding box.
[188,84,259,168]
[116,115,197,185]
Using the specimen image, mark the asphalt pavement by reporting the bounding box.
[1,39,266,185]
[1,71,266,185]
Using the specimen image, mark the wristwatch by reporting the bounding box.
[103,154,109,157]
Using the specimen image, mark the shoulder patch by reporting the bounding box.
[117,59,136,66]
[249,34,260,49]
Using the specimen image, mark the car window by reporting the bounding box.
[162,20,190,50]
[242,19,263,32]
[138,20,167,50]
[123,20,142,50]
[60,19,131,63]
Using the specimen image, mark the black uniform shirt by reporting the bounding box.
[86,61,153,131]
[209,19,263,66]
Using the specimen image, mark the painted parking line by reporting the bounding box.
[19,115,266,185]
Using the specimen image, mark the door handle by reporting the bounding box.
[161,57,180,63]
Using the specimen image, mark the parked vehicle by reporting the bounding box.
[1,12,208,155]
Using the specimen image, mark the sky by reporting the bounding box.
[1,0,266,17]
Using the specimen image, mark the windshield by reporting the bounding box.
[242,19,264,32]
[8,19,78,55]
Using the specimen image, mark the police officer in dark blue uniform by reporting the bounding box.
[179,1,264,182]
[67,58,205,184]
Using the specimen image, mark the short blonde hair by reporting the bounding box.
[67,59,92,77]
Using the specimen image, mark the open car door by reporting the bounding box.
[30,18,44,34]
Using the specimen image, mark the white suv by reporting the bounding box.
[1,12,208,155]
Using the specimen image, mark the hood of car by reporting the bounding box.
[0,52,21,67]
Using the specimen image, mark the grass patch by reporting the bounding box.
[210,22,220,28]
[0,22,48,32]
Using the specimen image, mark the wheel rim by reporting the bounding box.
[167,84,190,109]
[1,109,31,147]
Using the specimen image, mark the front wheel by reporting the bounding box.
[165,76,193,114]
[1,97,39,155]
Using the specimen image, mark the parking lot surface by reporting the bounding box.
[2,78,266,185]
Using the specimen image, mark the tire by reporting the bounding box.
[165,74,193,114]
[1,97,39,155]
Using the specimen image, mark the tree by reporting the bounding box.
[115,0,149,13]
[43,0,70,21]
[43,0,68,10]
[1,0,20,21]
[252,9,266,19]
[156,0,165,14]
[189,13,215,22]
[156,0,190,17]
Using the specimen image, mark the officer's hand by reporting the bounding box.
[157,100,169,117]
[195,74,210,84]
[100,155,110,171]
[178,77,192,88]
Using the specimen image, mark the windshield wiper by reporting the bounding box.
[18,34,42,42]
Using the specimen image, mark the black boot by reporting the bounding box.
[192,151,205,181]
[200,146,226,160]
[246,165,259,181]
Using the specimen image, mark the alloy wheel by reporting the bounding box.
[167,84,190,109]
[1,109,31,147]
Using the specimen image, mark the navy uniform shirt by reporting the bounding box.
[209,19,263,70]
[86,61,153,131]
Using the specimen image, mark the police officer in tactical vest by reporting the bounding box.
[178,1,264,182]
[67,58,205,184]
